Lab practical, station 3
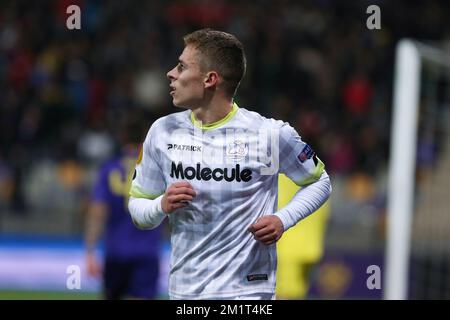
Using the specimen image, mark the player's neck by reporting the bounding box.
[192,97,233,125]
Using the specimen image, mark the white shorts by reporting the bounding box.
[170,293,276,300]
[220,293,276,300]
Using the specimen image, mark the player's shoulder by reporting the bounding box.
[238,107,290,130]
[151,110,190,130]
[144,110,190,142]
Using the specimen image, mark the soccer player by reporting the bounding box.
[276,173,330,299]
[85,115,163,300]
[128,29,332,300]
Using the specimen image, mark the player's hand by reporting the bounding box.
[162,181,196,214]
[248,215,284,245]
[86,252,102,278]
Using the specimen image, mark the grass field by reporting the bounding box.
[0,290,100,300]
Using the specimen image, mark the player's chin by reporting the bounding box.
[173,100,192,110]
[172,99,184,108]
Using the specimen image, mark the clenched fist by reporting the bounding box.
[162,181,196,214]
[248,215,284,245]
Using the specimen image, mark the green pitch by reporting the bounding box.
[0,290,100,300]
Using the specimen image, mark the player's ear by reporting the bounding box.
[204,71,219,89]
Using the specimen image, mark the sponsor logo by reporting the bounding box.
[170,161,252,182]
[167,144,202,152]
[297,144,315,163]
[247,274,268,281]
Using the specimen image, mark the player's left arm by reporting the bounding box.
[84,166,109,277]
[248,123,332,245]
[85,201,108,277]
[248,215,284,246]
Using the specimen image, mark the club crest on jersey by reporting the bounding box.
[226,140,248,161]
[297,144,315,163]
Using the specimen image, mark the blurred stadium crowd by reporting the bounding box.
[1,0,449,245]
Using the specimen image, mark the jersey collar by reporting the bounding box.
[190,102,239,130]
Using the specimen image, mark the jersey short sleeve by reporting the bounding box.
[278,123,325,186]
[129,123,166,199]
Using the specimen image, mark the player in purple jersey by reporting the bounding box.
[84,115,163,299]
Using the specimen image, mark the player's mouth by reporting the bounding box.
[169,85,176,95]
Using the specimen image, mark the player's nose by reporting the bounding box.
[167,67,176,81]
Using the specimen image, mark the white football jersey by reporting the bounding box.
[130,103,326,299]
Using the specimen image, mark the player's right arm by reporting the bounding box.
[161,181,196,213]
[129,181,196,229]
[128,121,196,229]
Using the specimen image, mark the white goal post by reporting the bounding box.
[385,39,450,300]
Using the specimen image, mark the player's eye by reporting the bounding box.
[177,63,185,72]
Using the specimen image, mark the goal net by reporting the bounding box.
[385,40,450,299]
